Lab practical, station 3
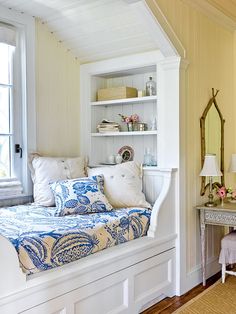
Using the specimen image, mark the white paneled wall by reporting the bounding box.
[35,20,80,157]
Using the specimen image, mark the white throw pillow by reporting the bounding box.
[29,154,86,206]
[88,161,151,209]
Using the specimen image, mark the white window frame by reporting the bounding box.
[0,5,36,197]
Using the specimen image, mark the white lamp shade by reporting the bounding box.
[199,154,222,177]
[229,154,236,172]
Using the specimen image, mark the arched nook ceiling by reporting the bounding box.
[0,0,234,62]
[0,0,162,63]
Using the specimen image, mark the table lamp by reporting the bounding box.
[229,154,236,173]
[200,154,222,207]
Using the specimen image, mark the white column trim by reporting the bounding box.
[142,0,186,58]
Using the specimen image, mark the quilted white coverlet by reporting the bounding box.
[0,205,151,275]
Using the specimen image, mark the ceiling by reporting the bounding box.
[0,0,236,63]
[0,0,159,63]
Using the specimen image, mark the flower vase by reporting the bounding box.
[220,198,224,206]
[132,122,139,131]
[127,122,133,132]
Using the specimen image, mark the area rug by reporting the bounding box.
[173,276,236,313]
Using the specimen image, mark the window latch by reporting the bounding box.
[15,144,22,158]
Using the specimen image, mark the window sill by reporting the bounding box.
[0,194,33,207]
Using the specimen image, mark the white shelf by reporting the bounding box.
[91,131,157,137]
[89,165,161,170]
[91,95,157,106]
[89,164,160,169]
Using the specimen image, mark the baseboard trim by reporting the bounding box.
[180,257,221,295]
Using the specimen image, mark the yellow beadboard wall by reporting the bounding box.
[35,19,80,157]
[147,0,235,276]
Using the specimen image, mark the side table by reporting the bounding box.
[196,201,236,286]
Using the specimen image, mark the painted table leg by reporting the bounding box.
[222,264,226,283]
[200,209,206,286]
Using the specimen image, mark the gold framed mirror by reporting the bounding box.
[200,88,225,196]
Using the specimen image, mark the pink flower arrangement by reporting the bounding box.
[217,186,227,199]
[227,187,236,200]
[232,190,236,199]
[119,113,139,123]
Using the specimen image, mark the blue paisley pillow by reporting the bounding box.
[50,175,113,216]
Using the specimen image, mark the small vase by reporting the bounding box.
[132,122,139,131]
[127,122,133,132]
[220,198,224,206]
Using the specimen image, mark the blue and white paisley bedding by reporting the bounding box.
[0,205,151,275]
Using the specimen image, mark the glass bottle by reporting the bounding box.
[143,148,152,166]
[146,77,156,96]
[151,117,157,130]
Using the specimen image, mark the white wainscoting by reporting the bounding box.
[22,249,175,314]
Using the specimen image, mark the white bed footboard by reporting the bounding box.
[0,168,177,314]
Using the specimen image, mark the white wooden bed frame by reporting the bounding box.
[0,167,177,314]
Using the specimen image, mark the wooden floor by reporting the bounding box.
[141,272,221,314]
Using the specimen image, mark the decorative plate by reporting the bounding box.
[118,146,134,162]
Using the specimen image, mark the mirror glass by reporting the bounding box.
[200,89,225,195]
[205,106,221,183]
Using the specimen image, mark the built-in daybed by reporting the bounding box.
[0,15,183,312]
[0,1,186,311]
[0,205,151,275]
[0,167,177,314]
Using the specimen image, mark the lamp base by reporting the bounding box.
[205,201,216,207]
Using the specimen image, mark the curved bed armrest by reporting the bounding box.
[143,168,177,239]
[0,235,26,297]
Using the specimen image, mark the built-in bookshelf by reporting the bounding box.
[80,50,180,168]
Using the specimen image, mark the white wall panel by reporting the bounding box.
[35,20,80,157]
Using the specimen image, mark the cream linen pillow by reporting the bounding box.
[88,161,151,209]
[29,154,86,206]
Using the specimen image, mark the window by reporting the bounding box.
[0,41,15,178]
[0,25,23,187]
[0,7,36,198]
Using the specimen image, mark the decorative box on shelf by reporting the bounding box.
[97,86,137,101]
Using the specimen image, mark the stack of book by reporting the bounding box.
[97,119,120,133]
[0,180,23,197]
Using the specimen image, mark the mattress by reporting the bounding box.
[0,205,151,275]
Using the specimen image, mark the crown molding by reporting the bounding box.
[182,0,236,31]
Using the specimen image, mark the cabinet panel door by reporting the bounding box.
[22,272,130,314]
